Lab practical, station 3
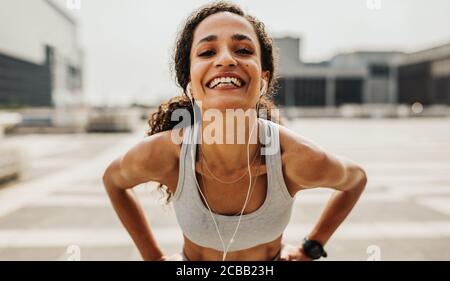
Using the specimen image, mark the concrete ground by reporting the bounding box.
[0,117,449,261]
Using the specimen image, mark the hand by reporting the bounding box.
[154,255,168,261]
[145,254,168,261]
[157,252,184,261]
[279,244,313,261]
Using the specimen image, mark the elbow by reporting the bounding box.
[356,167,368,192]
[102,161,118,192]
[103,158,131,193]
[102,166,112,191]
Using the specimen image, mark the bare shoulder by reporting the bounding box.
[277,124,330,191]
[278,124,367,192]
[104,127,185,189]
[133,127,185,183]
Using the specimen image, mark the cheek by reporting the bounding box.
[190,61,209,82]
[241,59,260,73]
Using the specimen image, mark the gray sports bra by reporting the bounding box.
[171,118,295,251]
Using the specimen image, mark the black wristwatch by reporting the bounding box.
[302,237,327,260]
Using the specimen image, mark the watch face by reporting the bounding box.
[304,240,324,259]
[310,246,322,259]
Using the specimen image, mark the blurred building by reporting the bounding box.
[0,0,85,129]
[397,44,450,105]
[275,37,450,107]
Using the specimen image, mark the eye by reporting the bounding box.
[236,48,254,55]
[199,50,215,57]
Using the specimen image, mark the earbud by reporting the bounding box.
[260,80,267,96]
[186,82,192,100]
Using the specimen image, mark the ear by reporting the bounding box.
[260,71,270,92]
[186,82,192,99]
[262,71,270,82]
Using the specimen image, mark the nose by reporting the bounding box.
[214,48,237,67]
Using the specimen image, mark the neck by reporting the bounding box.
[197,113,261,173]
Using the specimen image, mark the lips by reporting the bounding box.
[206,73,246,90]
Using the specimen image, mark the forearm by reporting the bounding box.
[105,184,164,261]
[308,181,365,246]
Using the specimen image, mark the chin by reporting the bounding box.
[203,99,247,111]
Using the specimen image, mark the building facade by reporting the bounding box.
[275,37,450,107]
[397,44,450,105]
[0,0,84,127]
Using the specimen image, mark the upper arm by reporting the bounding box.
[309,151,367,192]
[280,126,367,192]
[102,130,179,190]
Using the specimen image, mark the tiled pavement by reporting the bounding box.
[0,118,449,260]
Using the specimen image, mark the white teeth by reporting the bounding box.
[208,76,243,88]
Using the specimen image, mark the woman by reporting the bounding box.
[103,1,367,261]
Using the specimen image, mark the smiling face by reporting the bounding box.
[189,12,269,111]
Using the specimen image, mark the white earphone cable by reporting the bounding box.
[186,84,260,261]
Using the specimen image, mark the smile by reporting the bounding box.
[206,75,246,90]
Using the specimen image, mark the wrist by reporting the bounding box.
[307,232,328,246]
[141,247,165,261]
[302,236,327,260]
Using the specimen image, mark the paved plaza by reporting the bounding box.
[0,117,449,260]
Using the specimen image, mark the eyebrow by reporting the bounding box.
[196,33,253,46]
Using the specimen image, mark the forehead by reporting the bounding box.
[193,12,258,45]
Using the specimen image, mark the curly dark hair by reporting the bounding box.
[146,1,282,202]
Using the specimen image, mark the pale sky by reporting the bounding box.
[56,0,450,106]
